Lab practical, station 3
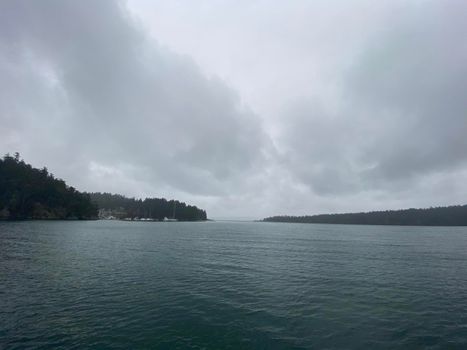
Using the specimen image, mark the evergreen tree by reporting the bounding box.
[263,205,467,226]
[89,192,207,221]
[0,154,97,220]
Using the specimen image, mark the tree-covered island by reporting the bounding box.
[0,154,207,221]
[263,205,467,226]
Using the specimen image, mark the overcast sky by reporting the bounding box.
[1,0,466,218]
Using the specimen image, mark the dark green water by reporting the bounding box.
[1,221,467,349]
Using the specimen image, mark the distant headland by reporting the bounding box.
[90,192,207,221]
[263,205,467,226]
[0,153,207,221]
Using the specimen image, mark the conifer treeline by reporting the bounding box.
[264,205,467,226]
[0,154,207,221]
[89,192,207,221]
[0,153,97,219]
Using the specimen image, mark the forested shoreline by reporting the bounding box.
[263,205,467,226]
[3,153,466,225]
[90,192,207,221]
[0,154,207,221]
[0,153,97,220]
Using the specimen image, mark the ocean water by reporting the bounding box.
[1,221,467,349]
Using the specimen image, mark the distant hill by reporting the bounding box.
[0,153,97,220]
[263,205,467,226]
[89,192,207,221]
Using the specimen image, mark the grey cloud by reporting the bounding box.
[349,1,467,182]
[1,0,466,217]
[278,0,467,199]
[0,0,270,203]
[277,100,363,196]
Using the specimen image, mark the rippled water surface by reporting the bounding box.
[1,221,467,349]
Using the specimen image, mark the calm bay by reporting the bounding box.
[1,221,467,349]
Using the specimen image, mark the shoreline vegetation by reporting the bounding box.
[263,205,467,226]
[0,154,207,221]
[90,192,207,221]
[3,153,467,226]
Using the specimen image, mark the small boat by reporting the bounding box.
[163,201,178,222]
[163,217,178,222]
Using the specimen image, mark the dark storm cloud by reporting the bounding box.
[0,1,270,201]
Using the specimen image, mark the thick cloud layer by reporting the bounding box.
[1,0,466,217]
[0,1,270,209]
[280,0,467,196]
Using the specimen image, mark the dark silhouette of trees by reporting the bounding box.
[0,153,97,219]
[263,205,467,226]
[89,192,207,221]
[0,154,207,221]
